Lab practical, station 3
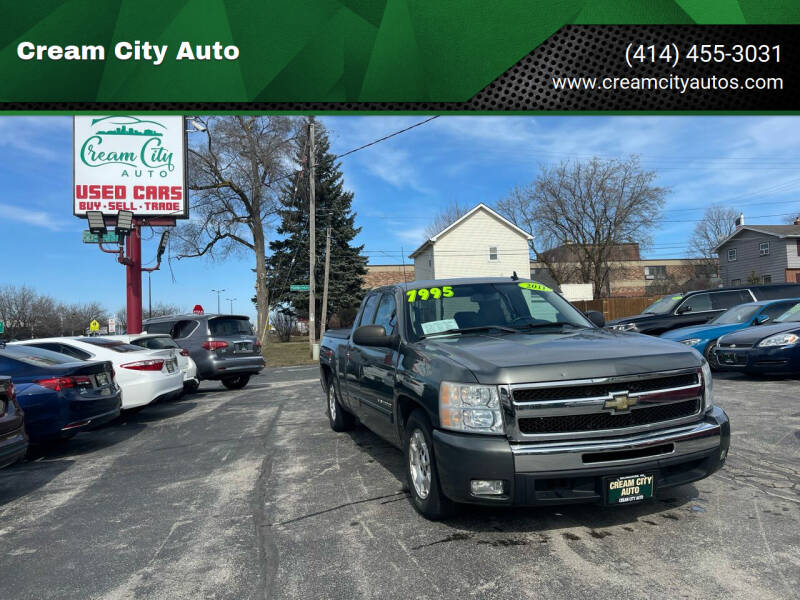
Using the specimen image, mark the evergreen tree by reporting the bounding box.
[266,118,367,333]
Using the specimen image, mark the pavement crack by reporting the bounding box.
[273,492,407,526]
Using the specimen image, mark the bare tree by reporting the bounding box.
[497,157,668,298]
[0,286,107,338]
[173,116,299,337]
[271,309,294,342]
[689,204,739,265]
[117,301,183,332]
[424,200,471,238]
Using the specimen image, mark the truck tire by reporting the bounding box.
[222,375,250,390]
[404,410,454,520]
[327,378,355,432]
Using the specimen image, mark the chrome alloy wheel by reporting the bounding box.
[408,429,431,499]
[328,385,337,421]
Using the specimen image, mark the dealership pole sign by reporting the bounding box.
[73,116,188,218]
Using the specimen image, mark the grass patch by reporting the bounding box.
[262,341,317,367]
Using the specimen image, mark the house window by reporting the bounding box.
[644,265,667,280]
[731,278,742,285]
[763,274,772,284]
[759,242,770,256]
[488,246,498,261]
[728,248,737,262]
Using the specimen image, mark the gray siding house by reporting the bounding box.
[715,225,800,286]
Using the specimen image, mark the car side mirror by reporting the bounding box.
[676,305,691,315]
[585,310,605,328]
[352,325,398,348]
[755,314,769,325]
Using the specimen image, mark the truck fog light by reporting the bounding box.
[470,480,505,496]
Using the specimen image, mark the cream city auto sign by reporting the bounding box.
[73,115,187,217]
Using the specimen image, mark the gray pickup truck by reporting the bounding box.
[319,277,730,520]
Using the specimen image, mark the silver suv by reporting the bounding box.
[143,314,265,389]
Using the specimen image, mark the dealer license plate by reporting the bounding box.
[606,473,655,505]
[166,360,176,373]
[235,342,252,353]
[96,372,110,386]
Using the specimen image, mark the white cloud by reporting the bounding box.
[0,203,66,231]
[0,116,71,162]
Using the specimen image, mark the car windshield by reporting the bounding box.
[404,281,591,339]
[775,302,800,323]
[2,345,77,366]
[79,338,144,352]
[643,295,683,314]
[710,304,760,324]
[209,317,253,336]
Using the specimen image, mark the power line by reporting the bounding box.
[333,116,439,160]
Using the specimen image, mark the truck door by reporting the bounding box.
[353,292,398,441]
[343,293,380,411]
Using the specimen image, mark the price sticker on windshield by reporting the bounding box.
[518,282,552,292]
[406,286,454,302]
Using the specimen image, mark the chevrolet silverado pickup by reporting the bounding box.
[319,277,730,519]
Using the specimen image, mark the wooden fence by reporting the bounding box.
[572,296,661,321]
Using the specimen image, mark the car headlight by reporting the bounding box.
[700,360,713,413]
[757,333,799,347]
[439,382,504,435]
[611,323,638,332]
[680,338,702,346]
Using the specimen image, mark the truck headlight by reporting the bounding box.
[700,360,713,413]
[439,382,504,435]
[611,323,637,332]
[757,333,799,348]
[680,338,701,346]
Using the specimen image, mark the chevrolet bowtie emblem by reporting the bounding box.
[604,392,637,413]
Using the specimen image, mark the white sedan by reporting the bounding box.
[110,334,199,393]
[11,337,184,410]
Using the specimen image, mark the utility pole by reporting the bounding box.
[320,226,331,340]
[226,298,236,314]
[212,288,225,314]
[308,121,316,354]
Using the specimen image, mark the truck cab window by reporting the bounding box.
[358,294,381,326]
[373,294,397,335]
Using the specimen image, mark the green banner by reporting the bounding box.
[2,0,799,103]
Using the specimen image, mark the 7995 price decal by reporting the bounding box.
[625,43,781,68]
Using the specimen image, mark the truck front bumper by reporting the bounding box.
[432,405,730,506]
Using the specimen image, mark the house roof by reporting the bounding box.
[713,225,800,252]
[408,203,533,258]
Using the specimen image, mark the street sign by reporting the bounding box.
[83,230,120,244]
[290,284,310,292]
[0,321,4,334]
[89,319,100,332]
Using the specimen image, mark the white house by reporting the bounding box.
[409,204,533,280]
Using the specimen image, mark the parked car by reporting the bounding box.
[660,298,800,368]
[10,337,183,410]
[0,345,120,442]
[143,314,264,389]
[607,283,800,335]
[111,334,199,393]
[0,375,28,467]
[713,301,800,374]
[320,277,729,519]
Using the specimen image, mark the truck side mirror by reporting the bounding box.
[755,314,769,325]
[585,310,605,328]
[353,325,397,348]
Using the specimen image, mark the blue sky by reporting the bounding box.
[2,115,800,320]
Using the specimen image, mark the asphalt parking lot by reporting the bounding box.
[0,366,798,599]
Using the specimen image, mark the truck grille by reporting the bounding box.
[517,398,700,434]
[513,372,698,403]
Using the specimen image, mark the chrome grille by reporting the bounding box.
[512,373,698,403]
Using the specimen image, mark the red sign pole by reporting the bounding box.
[126,220,143,334]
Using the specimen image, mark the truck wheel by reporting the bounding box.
[327,379,354,432]
[404,410,454,520]
[222,375,250,390]
[704,340,720,371]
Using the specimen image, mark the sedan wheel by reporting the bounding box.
[704,339,720,370]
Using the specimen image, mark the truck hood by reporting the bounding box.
[420,329,700,384]
[660,322,742,342]
[719,321,800,345]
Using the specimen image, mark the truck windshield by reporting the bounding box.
[404,282,591,339]
[710,304,760,324]
[642,295,683,315]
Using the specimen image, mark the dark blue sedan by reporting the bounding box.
[714,302,800,374]
[0,345,121,442]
